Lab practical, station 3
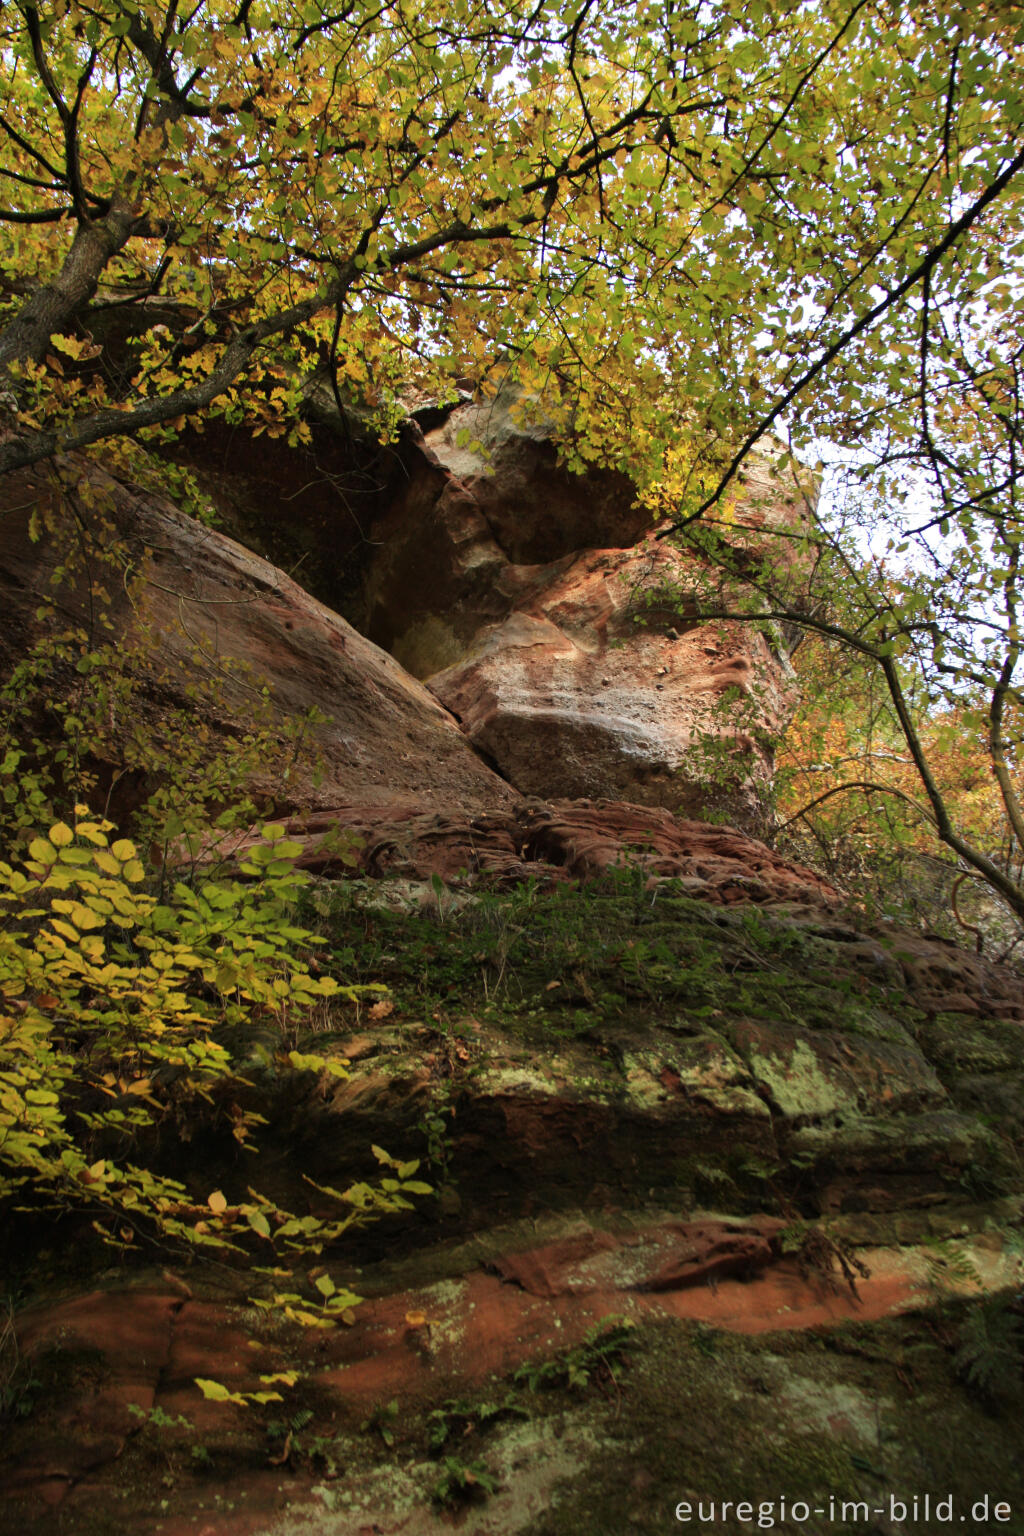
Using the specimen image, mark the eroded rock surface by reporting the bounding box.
[426,541,795,817]
[357,393,808,819]
[222,797,840,907]
[3,1215,1021,1536]
[2,392,808,824]
[4,832,1024,1536]
[0,454,514,818]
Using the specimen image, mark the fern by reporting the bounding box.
[954,1298,1023,1396]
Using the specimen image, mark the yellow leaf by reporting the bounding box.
[195,1378,232,1401]
[207,1190,228,1213]
[75,822,108,846]
[50,333,84,359]
[49,822,74,848]
[69,902,103,930]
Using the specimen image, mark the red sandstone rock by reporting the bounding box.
[427,541,797,818]
[881,929,1024,1021]
[519,800,838,901]
[0,397,810,828]
[0,455,515,820]
[3,1218,985,1531]
[488,1218,783,1297]
[351,393,810,818]
[220,796,841,907]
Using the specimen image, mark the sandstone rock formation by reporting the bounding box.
[355,391,807,819]
[7,1219,1020,1536]
[224,797,841,907]
[5,896,1024,1535]
[425,540,792,816]
[0,394,807,826]
[0,452,514,820]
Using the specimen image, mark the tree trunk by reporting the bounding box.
[0,203,136,374]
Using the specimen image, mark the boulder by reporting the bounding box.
[356,393,807,819]
[0,452,515,821]
[426,540,795,817]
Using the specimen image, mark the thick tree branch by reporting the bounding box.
[0,276,350,475]
[0,201,139,372]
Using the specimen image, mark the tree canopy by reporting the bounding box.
[0,0,1020,490]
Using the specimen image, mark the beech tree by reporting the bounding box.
[0,0,1020,487]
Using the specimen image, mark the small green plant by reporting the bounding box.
[127,1403,194,1432]
[514,1317,638,1393]
[431,1455,498,1507]
[426,1395,527,1454]
[247,1270,365,1331]
[265,1407,343,1473]
[430,871,450,923]
[923,1240,984,1300]
[417,1091,455,1184]
[953,1297,1024,1398]
[361,1398,400,1448]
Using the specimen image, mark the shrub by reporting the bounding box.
[0,808,413,1256]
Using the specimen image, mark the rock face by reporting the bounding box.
[4,865,1024,1535]
[7,1224,1022,1536]
[0,396,807,825]
[7,1221,1021,1536]
[228,797,841,906]
[426,541,792,815]
[356,392,805,819]
[358,391,650,674]
[0,453,515,819]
